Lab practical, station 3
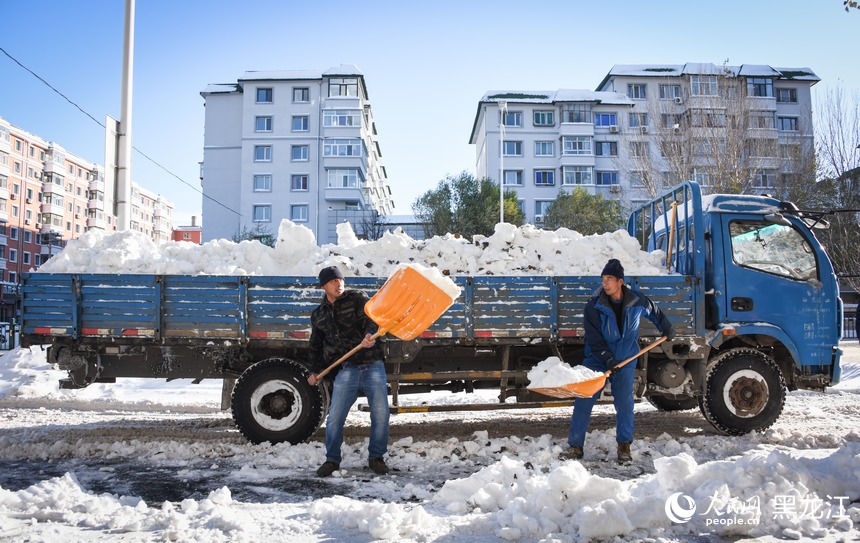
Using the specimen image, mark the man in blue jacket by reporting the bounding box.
[562,258,673,463]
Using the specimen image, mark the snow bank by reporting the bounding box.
[38,219,669,278]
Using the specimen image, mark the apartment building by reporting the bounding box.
[0,116,175,321]
[199,65,394,245]
[470,63,819,224]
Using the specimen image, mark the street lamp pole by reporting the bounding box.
[499,101,507,224]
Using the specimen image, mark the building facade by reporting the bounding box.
[199,65,394,245]
[0,116,175,321]
[470,63,819,224]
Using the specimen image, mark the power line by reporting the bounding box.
[0,46,240,217]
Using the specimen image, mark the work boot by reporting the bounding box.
[559,446,584,461]
[368,457,389,475]
[316,461,340,477]
[617,442,632,463]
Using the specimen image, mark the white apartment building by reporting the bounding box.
[199,65,394,245]
[470,63,819,224]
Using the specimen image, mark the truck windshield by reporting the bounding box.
[729,221,818,281]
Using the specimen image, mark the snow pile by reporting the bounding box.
[38,219,669,278]
[526,356,604,388]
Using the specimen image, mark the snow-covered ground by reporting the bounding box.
[0,342,858,542]
[1,221,856,542]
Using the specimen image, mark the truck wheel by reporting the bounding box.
[231,358,326,445]
[647,395,699,411]
[700,348,785,436]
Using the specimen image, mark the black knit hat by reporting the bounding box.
[318,266,344,286]
[601,259,624,280]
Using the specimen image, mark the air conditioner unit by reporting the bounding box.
[36,223,41,229]
[640,126,648,134]
[10,194,17,200]
[534,215,544,224]
[26,198,32,204]
[674,97,683,105]
[610,185,621,193]
[34,172,41,179]
[75,213,81,219]
[24,219,31,225]
[609,126,619,133]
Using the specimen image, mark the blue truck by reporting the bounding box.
[19,181,843,444]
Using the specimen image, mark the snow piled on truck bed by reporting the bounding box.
[37,220,669,277]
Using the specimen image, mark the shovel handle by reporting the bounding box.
[315,331,383,380]
[607,336,668,375]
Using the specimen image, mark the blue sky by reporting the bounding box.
[1,0,857,226]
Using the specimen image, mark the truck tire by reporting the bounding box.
[231,358,326,445]
[647,395,699,411]
[700,348,786,435]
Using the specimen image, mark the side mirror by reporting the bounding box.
[764,213,792,226]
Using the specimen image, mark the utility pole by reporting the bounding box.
[113,0,135,231]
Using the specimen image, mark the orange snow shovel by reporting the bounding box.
[530,336,668,399]
[315,266,459,380]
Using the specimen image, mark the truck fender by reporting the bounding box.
[707,324,800,370]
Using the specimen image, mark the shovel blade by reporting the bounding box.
[364,265,458,341]
[530,375,608,399]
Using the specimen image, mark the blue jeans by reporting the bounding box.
[567,357,636,447]
[324,360,390,463]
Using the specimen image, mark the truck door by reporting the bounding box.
[720,216,839,367]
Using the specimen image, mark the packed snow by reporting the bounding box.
[1,219,857,542]
[526,357,605,389]
[37,220,669,278]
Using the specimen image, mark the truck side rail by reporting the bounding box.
[21,273,696,347]
[627,181,707,336]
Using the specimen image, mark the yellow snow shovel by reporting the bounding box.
[530,336,668,399]
[315,265,459,380]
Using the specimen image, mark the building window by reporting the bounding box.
[501,111,522,127]
[291,174,309,191]
[533,111,555,126]
[776,88,797,103]
[747,78,773,98]
[692,169,714,186]
[328,78,358,97]
[562,166,592,185]
[595,141,618,157]
[535,200,553,216]
[502,141,522,156]
[629,141,649,158]
[777,116,799,131]
[750,112,775,129]
[593,113,617,127]
[595,171,618,186]
[256,88,273,103]
[752,171,777,188]
[691,75,718,96]
[534,141,554,157]
[323,139,362,157]
[562,136,592,155]
[9,249,16,263]
[503,170,523,186]
[255,116,273,132]
[290,204,309,222]
[291,145,309,161]
[662,114,683,129]
[627,83,647,100]
[660,84,682,99]
[323,109,361,127]
[628,113,648,128]
[254,145,272,162]
[253,174,272,192]
[292,116,310,132]
[562,104,592,123]
[534,170,555,186]
[253,205,272,222]
[293,87,309,103]
[327,169,360,188]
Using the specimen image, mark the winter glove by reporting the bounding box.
[663,328,675,341]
